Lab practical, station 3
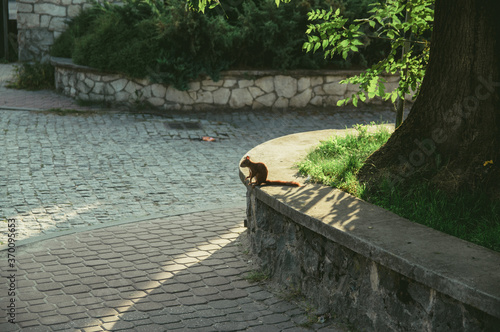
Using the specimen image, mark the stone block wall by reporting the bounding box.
[246,196,500,331]
[52,58,402,110]
[239,130,500,331]
[16,0,104,61]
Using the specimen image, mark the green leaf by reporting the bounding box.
[378,82,385,97]
[198,0,207,13]
[339,39,349,48]
[392,15,401,26]
[367,77,378,93]
[391,91,398,103]
[352,95,358,107]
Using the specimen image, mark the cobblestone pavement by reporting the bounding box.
[1,63,396,331]
[0,208,352,331]
[0,63,397,241]
[0,63,96,111]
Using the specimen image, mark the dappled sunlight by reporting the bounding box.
[4,211,256,330]
[104,222,250,329]
[262,183,366,232]
[88,224,246,329]
[1,202,102,244]
[239,126,395,236]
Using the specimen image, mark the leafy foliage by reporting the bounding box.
[151,2,242,89]
[7,62,55,90]
[52,0,239,89]
[302,0,433,106]
[52,0,386,89]
[234,0,325,70]
[50,8,99,58]
[73,11,159,78]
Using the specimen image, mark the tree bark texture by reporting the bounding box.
[360,0,500,195]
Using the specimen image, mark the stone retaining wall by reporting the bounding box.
[247,198,500,331]
[16,0,107,61]
[240,130,500,331]
[52,57,400,110]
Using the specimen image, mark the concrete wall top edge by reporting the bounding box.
[239,129,500,319]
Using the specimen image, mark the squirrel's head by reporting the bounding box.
[240,155,251,167]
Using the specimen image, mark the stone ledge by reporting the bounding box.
[50,56,106,74]
[239,128,500,329]
[50,57,380,79]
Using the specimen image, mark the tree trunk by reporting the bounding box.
[359,0,500,196]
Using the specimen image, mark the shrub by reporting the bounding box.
[51,7,99,58]
[72,12,159,78]
[7,62,55,90]
[233,0,327,70]
[51,0,387,89]
[52,0,242,89]
[152,1,242,89]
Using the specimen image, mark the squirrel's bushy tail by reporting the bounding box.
[264,180,300,187]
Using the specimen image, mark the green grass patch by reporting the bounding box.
[298,124,500,252]
[298,123,391,197]
[38,108,98,116]
[244,270,269,283]
[7,62,55,90]
[370,181,500,252]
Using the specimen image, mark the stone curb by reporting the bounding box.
[239,128,500,320]
[0,106,44,112]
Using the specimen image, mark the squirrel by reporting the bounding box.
[240,156,300,188]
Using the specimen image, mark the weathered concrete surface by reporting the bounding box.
[240,128,500,331]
